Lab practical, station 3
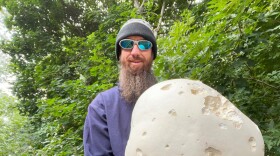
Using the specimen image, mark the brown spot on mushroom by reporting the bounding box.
[168,109,177,116]
[248,137,257,152]
[191,89,199,95]
[202,107,210,115]
[202,96,243,129]
[205,147,221,156]
[204,96,222,112]
[178,91,184,95]
[152,117,156,122]
[136,148,143,156]
[142,131,147,136]
[161,84,172,90]
[165,144,169,149]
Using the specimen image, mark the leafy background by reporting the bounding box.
[0,0,279,155]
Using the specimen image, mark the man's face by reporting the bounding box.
[119,36,153,74]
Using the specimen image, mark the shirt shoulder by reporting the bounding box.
[100,86,120,97]
[89,86,124,108]
[99,86,122,103]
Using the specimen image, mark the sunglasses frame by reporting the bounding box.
[119,39,153,51]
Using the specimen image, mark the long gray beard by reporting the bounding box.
[119,67,157,104]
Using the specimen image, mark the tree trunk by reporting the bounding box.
[154,1,166,38]
[134,0,145,14]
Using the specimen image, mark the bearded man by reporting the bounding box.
[83,19,157,156]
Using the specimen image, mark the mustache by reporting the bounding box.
[128,55,145,62]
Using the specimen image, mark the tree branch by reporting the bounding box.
[188,0,194,10]
[154,0,166,38]
[134,0,145,14]
[134,0,140,9]
[247,77,279,89]
[140,0,146,10]
[245,63,279,89]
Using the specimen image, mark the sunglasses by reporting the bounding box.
[119,39,152,51]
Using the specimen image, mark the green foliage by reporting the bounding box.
[155,0,280,154]
[1,0,279,155]
[0,52,11,83]
[0,91,36,155]
[1,0,139,154]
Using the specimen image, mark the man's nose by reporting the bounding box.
[130,44,141,56]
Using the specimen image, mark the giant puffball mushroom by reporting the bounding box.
[125,79,264,156]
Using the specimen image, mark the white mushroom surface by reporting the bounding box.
[125,79,264,156]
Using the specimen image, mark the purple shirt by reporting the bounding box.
[83,86,134,156]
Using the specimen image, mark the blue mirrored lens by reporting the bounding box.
[138,44,145,50]
[138,41,152,50]
[120,40,134,48]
